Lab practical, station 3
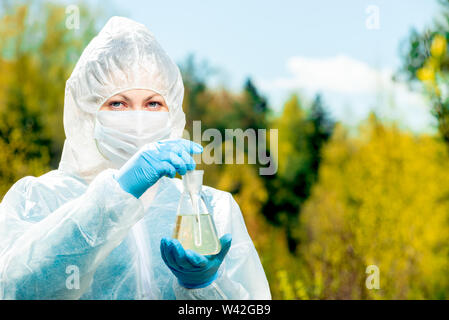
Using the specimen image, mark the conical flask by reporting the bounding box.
[173,170,221,255]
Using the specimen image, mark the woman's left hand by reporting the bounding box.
[160,234,232,289]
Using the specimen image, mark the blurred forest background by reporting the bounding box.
[2,1,449,299]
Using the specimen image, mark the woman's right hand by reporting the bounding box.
[115,139,203,198]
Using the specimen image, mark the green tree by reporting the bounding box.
[399,0,449,144]
[263,93,334,252]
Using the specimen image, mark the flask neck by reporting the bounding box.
[182,170,204,194]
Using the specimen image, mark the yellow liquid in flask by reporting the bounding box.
[173,214,221,255]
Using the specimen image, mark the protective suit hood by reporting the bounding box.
[59,16,186,183]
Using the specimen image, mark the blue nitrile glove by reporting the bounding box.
[160,234,232,289]
[115,139,203,198]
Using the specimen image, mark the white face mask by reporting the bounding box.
[94,111,170,168]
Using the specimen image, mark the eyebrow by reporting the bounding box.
[143,93,163,103]
[110,93,164,103]
[115,94,131,103]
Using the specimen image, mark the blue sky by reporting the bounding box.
[80,0,441,132]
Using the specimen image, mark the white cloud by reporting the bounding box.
[272,55,392,94]
[258,55,435,133]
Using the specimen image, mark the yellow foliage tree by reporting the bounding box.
[0,3,97,198]
[299,115,449,299]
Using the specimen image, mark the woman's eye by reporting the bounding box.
[147,101,161,108]
[109,101,125,108]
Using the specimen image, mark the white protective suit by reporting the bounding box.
[0,16,271,300]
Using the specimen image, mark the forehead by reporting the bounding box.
[108,89,164,100]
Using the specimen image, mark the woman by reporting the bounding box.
[0,16,271,299]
